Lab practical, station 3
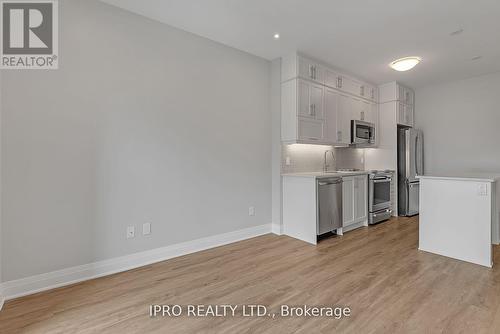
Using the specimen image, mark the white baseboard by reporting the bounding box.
[271,223,282,235]
[1,224,272,301]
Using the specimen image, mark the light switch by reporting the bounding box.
[143,223,151,235]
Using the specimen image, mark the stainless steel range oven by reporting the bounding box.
[369,170,393,225]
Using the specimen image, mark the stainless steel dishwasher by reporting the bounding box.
[317,177,343,235]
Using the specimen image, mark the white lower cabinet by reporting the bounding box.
[342,177,355,226]
[342,175,368,228]
[354,176,368,222]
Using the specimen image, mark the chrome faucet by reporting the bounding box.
[323,150,335,172]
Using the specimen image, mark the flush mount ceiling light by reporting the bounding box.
[389,57,422,72]
[273,33,280,40]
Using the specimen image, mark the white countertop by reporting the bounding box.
[417,173,500,183]
[282,171,370,178]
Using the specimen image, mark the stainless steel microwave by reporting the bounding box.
[351,120,375,146]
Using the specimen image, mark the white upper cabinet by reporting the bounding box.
[325,68,342,90]
[349,98,377,125]
[351,97,363,121]
[337,93,352,145]
[379,81,415,127]
[298,80,311,118]
[282,54,325,85]
[362,100,378,125]
[297,57,325,84]
[281,53,379,145]
[398,85,414,105]
[282,79,325,144]
[360,100,370,122]
[282,53,378,102]
[398,102,414,127]
[340,76,362,99]
[379,81,414,104]
[324,88,339,143]
[296,79,324,119]
[310,83,325,120]
[297,118,324,142]
[324,88,352,145]
[365,84,377,101]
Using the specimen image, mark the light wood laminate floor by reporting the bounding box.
[1,216,500,333]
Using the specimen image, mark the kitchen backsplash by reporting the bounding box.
[281,144,365,173]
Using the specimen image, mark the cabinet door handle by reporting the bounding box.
[313,66,317,80]
[337,76,342,88]
[361,111,365,120]
[310,65,314,79]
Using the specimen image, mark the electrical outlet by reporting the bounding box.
[285,157,291,166]
[477,184,488,196]
[248,206,255,216]
[126,226,135,239]
[143,223,151,235]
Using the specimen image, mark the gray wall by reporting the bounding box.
[271,59,281,230]
[1,0,271,281]
[0,70,2,287]
[415,71,500,174]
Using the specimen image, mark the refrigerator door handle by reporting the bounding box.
[405,130,411,180]
[406,180,410,214]
[415,135,419,175]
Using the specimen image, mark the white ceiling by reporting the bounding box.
[100,0,500,88]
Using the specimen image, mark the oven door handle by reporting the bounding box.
[372,178,391,183]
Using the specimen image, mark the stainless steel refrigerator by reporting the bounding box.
[398,127,423,216]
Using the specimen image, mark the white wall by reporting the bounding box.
[416,71,500,174]
[416,71,500,243]
[1,0,271,281]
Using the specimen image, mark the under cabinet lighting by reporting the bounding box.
[389,57,421,72]
[273,33,280,39]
